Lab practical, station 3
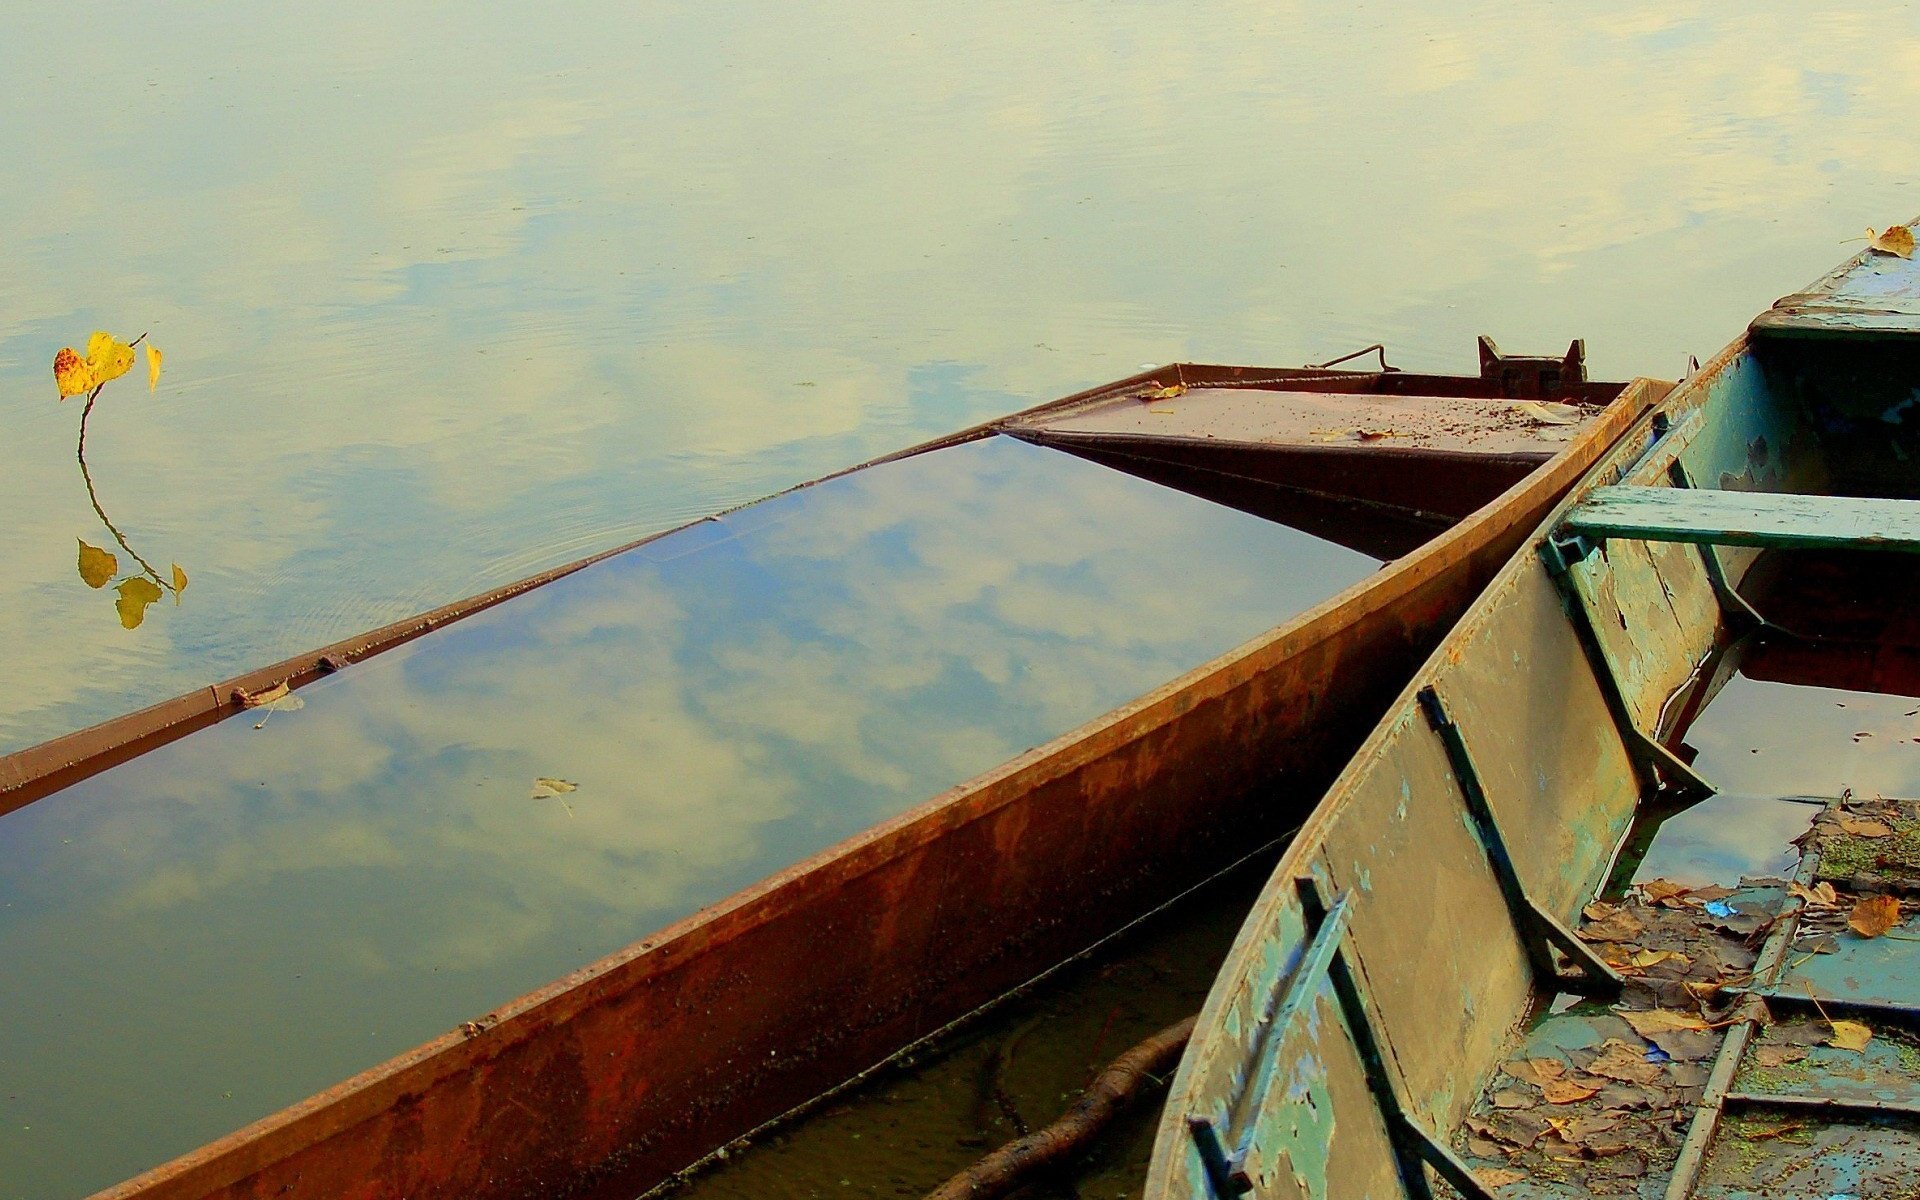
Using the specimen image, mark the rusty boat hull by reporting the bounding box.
[7,349,1656,1200]
[1148,246,1920,1200]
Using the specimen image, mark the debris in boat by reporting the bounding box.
[1138,383,1186,402]
[1513,400,1582,426]
[234,681,291,708]
[1826,1018,1873,1052]
[1837,815,1892,838]
[1471,1167,1525,1189]
[1868,223,1916,258]
[1799,795,1920,894]
[1846,893,1902,938]
[1786,880,1838,908]
[1453,877,1793,1192]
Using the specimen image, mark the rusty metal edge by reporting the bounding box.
[2,361,1354,816]
[84,374,1669,1200]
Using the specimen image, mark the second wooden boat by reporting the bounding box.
[1148,242,1920,1198]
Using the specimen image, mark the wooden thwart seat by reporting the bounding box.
[1565,485,1920,552]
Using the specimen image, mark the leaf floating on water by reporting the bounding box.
[1848,894,1901,939]
[1838,815,1893,838]
[235,681,291,708]
[85,331,135,384]
[113,576,163,629]
[1869,225,1916,259]
[77,539,118,588]
[251,693,305,729]
[54,346,95,398]
[1828,1019,1873,1052]
[147,343,164,391]
[531,777,579,800]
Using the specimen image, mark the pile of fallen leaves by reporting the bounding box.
[1459,878,1774,1192]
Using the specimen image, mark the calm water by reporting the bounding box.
[0,434,1378,1198]
[2,0,1916,752]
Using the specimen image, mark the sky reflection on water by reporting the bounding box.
[0,435,1377,1198]
[2,0,1917,749]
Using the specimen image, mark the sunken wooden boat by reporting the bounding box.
[0,342,1658,1200]
[1148,242,1920,1200]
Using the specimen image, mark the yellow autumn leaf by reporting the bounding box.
[77,539,118,589]
[1828,1019,1873,1052]
[114,576,163,629]
[1869,225,1916,259]
[147,343,164,391]
[1848,893,1901,939]
[235,681,291,708]
[1141,383,1186,401]
[85,331,135,384]
[54,346,96,398]
[171,562,188,598]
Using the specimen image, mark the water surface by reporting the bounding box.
[0,435,1375,1199]
[3,0,1915,751]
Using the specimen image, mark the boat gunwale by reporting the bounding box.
[85,372,1665,1200]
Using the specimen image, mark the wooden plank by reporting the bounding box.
[1751,237,1920,339]
[1566,485,1920,552]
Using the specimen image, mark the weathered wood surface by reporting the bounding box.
[1566,484,1920,552]
[1752,229,1920,338]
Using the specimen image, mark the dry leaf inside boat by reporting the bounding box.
[1848,894,1901,939]
[1788,880,1839,908]
[1869,224,1916,258]
[1472,1168,1526,1189]
[1838,815,1893,838]
[1639,878,1692,906]
[1622,1009,1708,1038]
[1539,1077,1604,1104]
[1502,1058,1566,1087]
[1827,1019,1873,1051]
[1140,383,1186,401]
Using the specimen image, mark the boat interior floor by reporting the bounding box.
[1450,549,1920,1199]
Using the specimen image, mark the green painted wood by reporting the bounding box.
[1565,485,1920,552]
[1752,235,1920,340]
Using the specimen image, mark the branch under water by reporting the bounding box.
[925,1015,1196,1200]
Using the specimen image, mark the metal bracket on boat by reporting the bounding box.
[1187,877,1498,1200]
[1664,459,1770,633]
[1417,688,1625,998]
[1538,531,1715,806]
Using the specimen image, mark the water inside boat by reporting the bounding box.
[0,433,1386,1199]
[1452,550,1920,1197]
